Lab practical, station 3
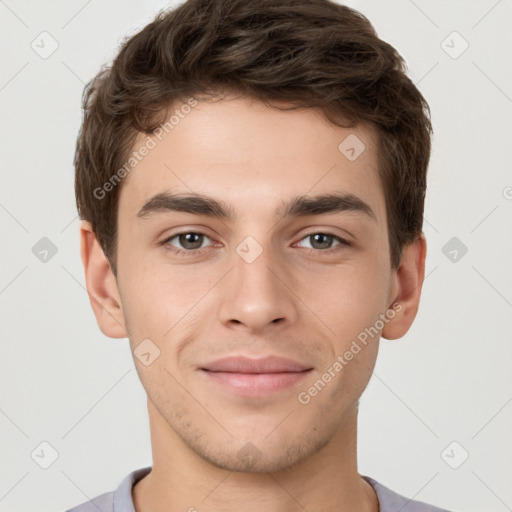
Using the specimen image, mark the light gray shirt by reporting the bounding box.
[65,466,452,512]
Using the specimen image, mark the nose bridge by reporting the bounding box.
[217,234,297,331]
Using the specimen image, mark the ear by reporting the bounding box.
[381,233,427,340]
[80,220,127,339]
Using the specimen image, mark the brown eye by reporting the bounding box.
[177,233,204,250]
[297,232,350,251]
[162,232,212,255]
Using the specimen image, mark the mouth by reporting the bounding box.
[199,368,313,396]
[198,355,313,396]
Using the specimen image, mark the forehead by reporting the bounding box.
[117,96,385,226]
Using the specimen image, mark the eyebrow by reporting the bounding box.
[136,191,377,222]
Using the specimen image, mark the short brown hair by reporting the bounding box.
[74,0,432,277]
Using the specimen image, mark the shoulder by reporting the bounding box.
[362,475,452,512]
[64,466,151,512]
[64,491,114,512]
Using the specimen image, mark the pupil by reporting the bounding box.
[181,233,202,249]
[176,233,333,251]
[312,234,331,249]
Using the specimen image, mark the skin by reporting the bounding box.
[80,94,426,512]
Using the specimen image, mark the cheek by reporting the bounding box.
[296,258,389,340]
[118,266,169,342]
[119,262,220,344]
[119,237,390,346]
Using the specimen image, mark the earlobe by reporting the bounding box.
[80,220,127,339]
[381,233,427,341]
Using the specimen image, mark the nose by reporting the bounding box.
[217,242,299,334]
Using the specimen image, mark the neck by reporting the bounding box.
[132,399,379,512]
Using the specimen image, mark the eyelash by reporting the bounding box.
[160,231,351,257]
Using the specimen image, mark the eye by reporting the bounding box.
[295,232,351,251]
[161,232,214,255]
[161,230,351,257]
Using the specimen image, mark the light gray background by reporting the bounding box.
[1,1,511,511]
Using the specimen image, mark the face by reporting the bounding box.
[109,95,401,472]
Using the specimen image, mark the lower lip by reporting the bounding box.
[201,369,312,396]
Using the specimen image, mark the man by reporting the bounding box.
[67,0,451,510]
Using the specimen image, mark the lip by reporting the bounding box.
[199,356,313,396]
[200,355,312,373]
